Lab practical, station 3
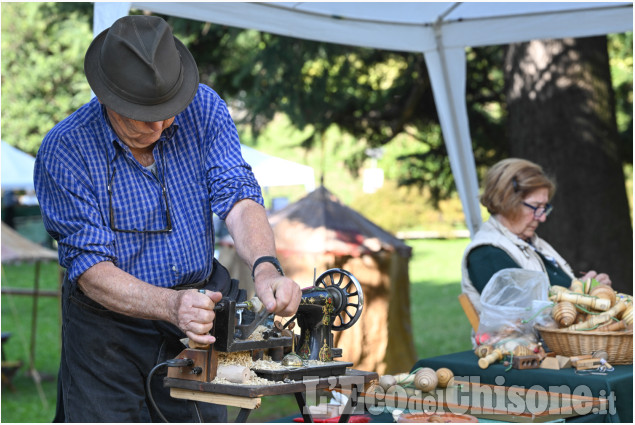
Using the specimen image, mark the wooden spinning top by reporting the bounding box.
[512,345,533,357]
[435,368,454,388]
[414,368,438,392]
[552,301,577,327]
[589,285,617,307]
[378,374,397,391]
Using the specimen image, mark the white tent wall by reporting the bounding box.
[93,1,633,235]
[1,141,37,192]
[240,144,315,192]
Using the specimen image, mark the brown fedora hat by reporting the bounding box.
[84,15,199,122]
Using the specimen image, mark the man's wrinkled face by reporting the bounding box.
[106,108,174,150]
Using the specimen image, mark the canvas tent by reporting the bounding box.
[1,141,36,192]
[93,1,633,236]
[218,187,415,373]
[240,144,315,192]
[236,186,415,374]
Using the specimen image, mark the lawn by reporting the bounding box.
[1,238,471,423]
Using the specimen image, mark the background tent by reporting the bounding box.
[93,1,633,236]
[1,141,36,192]
[270,187,415,374]
[219,187,415,373]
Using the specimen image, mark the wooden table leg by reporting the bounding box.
[294,391,314,423]
[338,384,360,423]
[235,408,252,423]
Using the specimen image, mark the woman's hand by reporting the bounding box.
[580,270,612,287]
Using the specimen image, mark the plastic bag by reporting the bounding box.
[476,269,550,350]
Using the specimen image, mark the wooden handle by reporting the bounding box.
[552,292,611,311]
[596,319,626,332]
[188,339,210,350]
[478,349,502,369]
[566,301,627,331]
[393,372,415,386]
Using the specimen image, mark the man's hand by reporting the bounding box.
[254,268,301,317]
[224,199,302,316]
[172,290,223,346]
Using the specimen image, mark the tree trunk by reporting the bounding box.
[504,36,632,294]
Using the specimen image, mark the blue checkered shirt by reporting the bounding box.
[34,84,263,287]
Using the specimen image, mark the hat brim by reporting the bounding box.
[84,27,199,122]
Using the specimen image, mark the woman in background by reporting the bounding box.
[461,158,611,316]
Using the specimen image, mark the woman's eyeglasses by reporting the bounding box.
[522,202,553,219]
[108,167,172,233]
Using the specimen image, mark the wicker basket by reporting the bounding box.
[535,325,633,365]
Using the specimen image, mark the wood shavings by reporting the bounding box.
[214,351,285,385]
[214,350,340,385]
[246,325,271,341]
[217,350,285,370]
[214,350,286,385]
[210,369,284,386]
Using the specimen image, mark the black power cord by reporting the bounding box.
[146,358,194,423]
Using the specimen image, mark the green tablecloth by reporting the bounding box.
[412,350,633,423]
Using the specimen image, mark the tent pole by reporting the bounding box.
[423,25,482,236]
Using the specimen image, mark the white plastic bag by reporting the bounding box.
[476,268,550,349]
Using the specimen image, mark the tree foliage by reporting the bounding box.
[1,4,631,208]
[1,2,93,155]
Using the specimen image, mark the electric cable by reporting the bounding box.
[146,358,194,423]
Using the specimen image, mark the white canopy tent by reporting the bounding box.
[1,140,36,192]
[240,144,315,192]
[93,2,633,235]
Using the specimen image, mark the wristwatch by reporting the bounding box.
[251,256,284,281]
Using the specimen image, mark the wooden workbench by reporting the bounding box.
[164,368,378,422]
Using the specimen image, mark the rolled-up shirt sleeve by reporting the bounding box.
[204,97,263,219]
[34,140,116,283]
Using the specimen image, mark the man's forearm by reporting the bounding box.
[78,261,178,323]
[225,199,277,269]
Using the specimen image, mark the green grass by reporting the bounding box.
[1,239,471,423]
[1,262,61,422]
[408,239,473,359]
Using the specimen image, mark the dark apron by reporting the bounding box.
[54,258,240,422]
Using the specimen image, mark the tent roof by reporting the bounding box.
[1,221,58,264]
[1,141,36,192]
[240,144,315,191]
[269,186,412,258]
[93,2,633,236]
[120,2,632,52]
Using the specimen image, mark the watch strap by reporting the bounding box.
[251,256,284,281]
